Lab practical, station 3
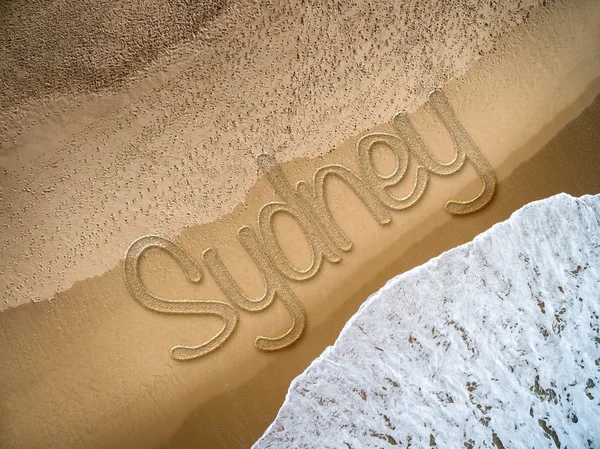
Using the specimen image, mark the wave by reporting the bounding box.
[254,193,600,448]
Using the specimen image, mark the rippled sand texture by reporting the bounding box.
[1,0,547,310]
[1,0,600,448]
[0,0,227,110]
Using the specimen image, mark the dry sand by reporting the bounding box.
[1,0,547,310]
[1,0,600,448]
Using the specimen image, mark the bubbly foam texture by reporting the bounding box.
[254,193,600,448]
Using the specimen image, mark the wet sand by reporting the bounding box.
[2,88,598,449]
[1,1,600,448]
[164,90,600,449]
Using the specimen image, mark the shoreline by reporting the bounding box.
[1,79,599,449]
[164,91,600,449]
[1,1,600,447]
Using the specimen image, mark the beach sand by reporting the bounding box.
[1,0,599,448]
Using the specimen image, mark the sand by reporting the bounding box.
[0,0,547,311]
[1,0,600,448]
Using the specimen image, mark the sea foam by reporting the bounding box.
[254,193,600,448]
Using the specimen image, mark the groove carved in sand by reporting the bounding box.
[124,91,498,361]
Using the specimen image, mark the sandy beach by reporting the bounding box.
[1,0,600,448]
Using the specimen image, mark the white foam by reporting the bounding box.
[254,193,600,448]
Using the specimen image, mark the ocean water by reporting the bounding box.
[254,193,600,448]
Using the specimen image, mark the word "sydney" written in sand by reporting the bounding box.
[124,90,497,361]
